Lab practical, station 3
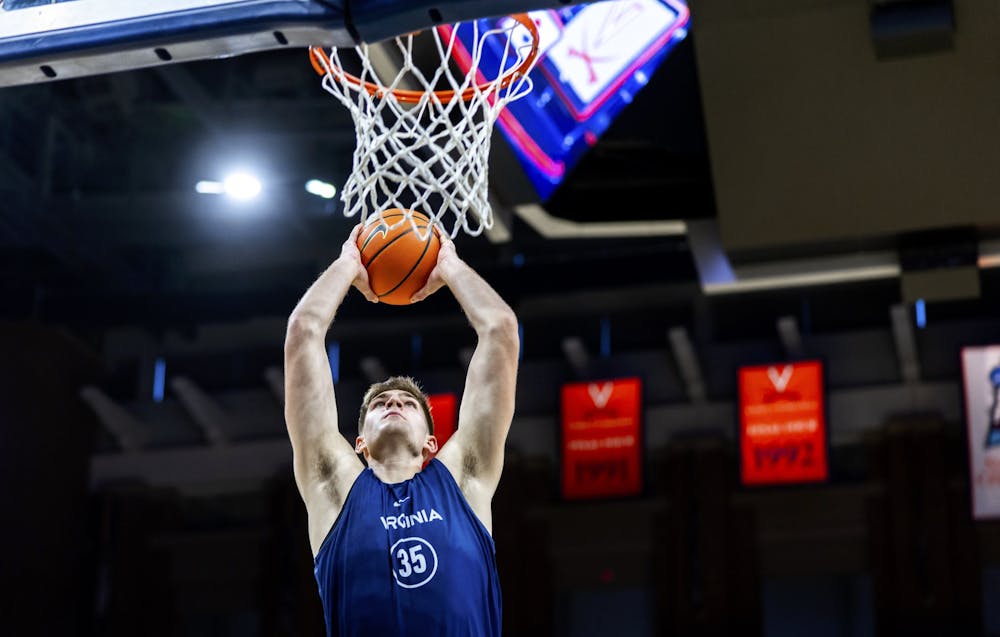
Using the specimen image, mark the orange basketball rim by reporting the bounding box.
[308,14,540,104]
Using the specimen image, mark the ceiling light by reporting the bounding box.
[223,173,261,200]
[195,180,224,194]
[305,179,337,199]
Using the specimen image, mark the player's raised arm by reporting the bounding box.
[413,238,519,508]
[284,225,377,554]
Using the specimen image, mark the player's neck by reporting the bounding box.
[367,454,424,484]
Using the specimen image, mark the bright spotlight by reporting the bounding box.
[223,173,262,200]
[306,179,337,199]
[195,180,224,194]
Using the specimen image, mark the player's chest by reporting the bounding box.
[348,493,481,590]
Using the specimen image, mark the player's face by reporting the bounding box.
[362,390,429,442]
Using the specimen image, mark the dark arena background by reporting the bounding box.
[1,0,999,635]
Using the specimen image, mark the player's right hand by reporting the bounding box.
[340,224,378,303]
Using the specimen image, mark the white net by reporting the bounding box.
[310,16,538,240]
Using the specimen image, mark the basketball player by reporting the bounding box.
[284,224,518,636]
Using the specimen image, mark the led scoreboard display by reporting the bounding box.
[561,377,642,500]
[444,0,689,200]
[738,361,828,486]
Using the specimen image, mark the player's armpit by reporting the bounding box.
[439,314,519,492]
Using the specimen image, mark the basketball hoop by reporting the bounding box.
[308,15,539,240]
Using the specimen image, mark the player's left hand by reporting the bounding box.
[409,231,457,303]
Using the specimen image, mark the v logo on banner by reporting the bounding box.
[588,382,614,408]
[767,365,793,393]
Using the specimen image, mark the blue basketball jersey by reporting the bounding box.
[314,459,502,637]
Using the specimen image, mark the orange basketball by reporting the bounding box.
[356,209,441,305]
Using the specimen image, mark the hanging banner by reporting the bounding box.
[428,393,458,447]
[738,361,828,486]
[961,346,1000,519]
[561,377,642,500]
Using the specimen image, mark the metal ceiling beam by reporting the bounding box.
[514,203,686,239]
[79,386,148,453]
[686,219,736,291]
[889,304,920,384]
[561,336,589,376]
[171,376,232,446]
[702,251,901,295]
[263,366,284,404]
[91,438,294,494]
[485,191,512,244]
[776,315,805,360]
[668,326,706,403]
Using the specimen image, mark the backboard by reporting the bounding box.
[0,0,585,87]
[0,0,350,86]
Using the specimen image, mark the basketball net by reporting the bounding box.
[309,16,539,240]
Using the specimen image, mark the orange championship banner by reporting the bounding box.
[561,377,642,500]
[738,361,828,486]
[961,346,1000,519]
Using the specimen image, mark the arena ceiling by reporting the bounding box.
[1,0,999,396]
[0,38,710,324]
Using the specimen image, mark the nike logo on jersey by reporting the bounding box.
[392,497,411,507]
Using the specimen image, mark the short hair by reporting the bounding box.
[358,376,434,435]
